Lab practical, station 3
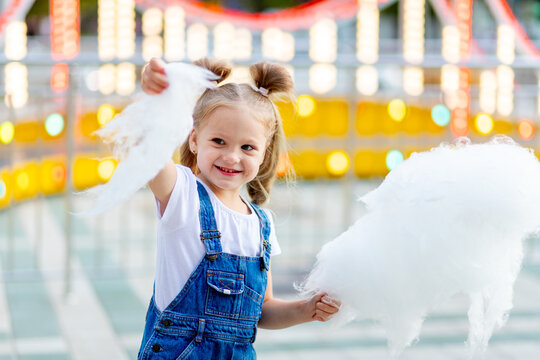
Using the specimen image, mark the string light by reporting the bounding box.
[50,0,80,60]
[309,64,337,94]
[98,64,116,95]
[403,66,424,96]
[116,62,136,96]
[214,22,236,59]
[356,66,378,96]
[4,62,28,109]
[479,70,497,114]
[497,24,515,65]
[142,7,163,61]
[116,0,136,59]
[310,18,337,63]
[442,26,460,63]
[403,0,425,64]
[496,65,514,116]
[51,63,69,93]
[98,0,116,60]
[262,28,294,62]
[187,23,208,61]
[356,0,379,64]
[164,6,185,61]
[234,28,252,61]
[4,21,27,60]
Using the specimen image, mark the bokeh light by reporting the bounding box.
[386,150,404,171]
[98,159,117,182]
[326,151,350,176]
[296,95,316,117]
[517,119,535,141]
[356,66,378,96]
[276,153,292,177]
[475,113,494,135]
[16,172,29,190]
[50,63,69,92]
[51,164,66,183]
[388,99,407,122]
[97,104,116,126]
[309,64,337,94]
[0,179,6,199]
[0,122,15,144]
[431,104,451,127]
[187,23,209,61]
[45,113,65,137]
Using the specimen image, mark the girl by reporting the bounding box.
[138,58,340,359]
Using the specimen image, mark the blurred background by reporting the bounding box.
[0,0,540,359]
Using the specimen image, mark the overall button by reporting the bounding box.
[161,319,172,328]
[152,344,163,352]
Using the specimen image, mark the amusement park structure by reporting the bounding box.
[0,0,540,209]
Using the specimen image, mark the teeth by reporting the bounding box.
[218,166,238,173]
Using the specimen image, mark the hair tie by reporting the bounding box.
[256,86,269,97]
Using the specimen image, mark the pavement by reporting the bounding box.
[0,183,538,359]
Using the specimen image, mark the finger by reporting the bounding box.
[313,310,333,322]
[316,302,339,314]
[151,73,169,88]
[321,296,341,308]
[149,58,166,73]
[147,84,166,95]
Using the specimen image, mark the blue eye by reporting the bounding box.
[242,144,254,151]
[212,138,224,145]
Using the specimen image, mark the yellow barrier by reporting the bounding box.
[0,169,11,210]
[12,162,40,201]
[0,155,117,209]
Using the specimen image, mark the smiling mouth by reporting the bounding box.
[215,165,241,175]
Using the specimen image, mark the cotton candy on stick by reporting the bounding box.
[302,137,540,358]
[81,63,216,215]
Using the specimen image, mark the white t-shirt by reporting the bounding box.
[154,165,281,311]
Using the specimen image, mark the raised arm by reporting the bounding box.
[148,160,177,215]
[141,58,176,214]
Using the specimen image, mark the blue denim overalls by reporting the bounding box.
[138,181,271,359]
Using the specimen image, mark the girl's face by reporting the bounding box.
[189,105,268,198]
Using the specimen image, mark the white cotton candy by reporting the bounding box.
[79,63,216,215]
[302,136,540,358]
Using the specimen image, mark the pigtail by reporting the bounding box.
[249,62,294,100]
[193,57,232,84]
[247,62,294,205]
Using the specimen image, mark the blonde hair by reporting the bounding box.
[180,58,294,205]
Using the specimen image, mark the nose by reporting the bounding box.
[222,148,240,163]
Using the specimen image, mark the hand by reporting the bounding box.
[307,293,341,322]
[141,58,169,95]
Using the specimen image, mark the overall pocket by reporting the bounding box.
[205,270,244,319]
[240,285,264,320]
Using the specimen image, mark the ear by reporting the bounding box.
[188,129,198,153]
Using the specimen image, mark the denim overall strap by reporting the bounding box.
[250,203,271,271]
[196,181,222,261]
